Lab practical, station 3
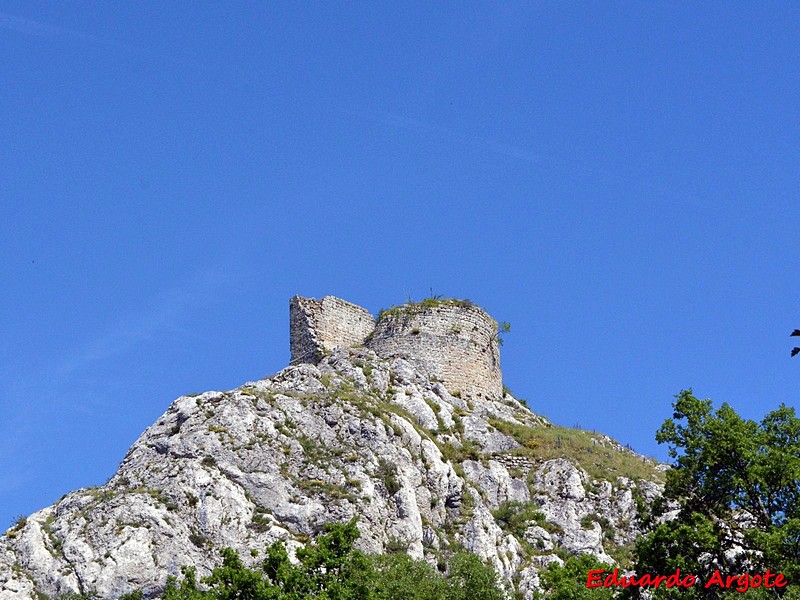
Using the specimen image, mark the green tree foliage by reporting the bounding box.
[631,390,800,598]
[496,321,511,346]
[371,551,504,600]
[445,552,506,600]
[370,553,451,600]
[162,518,505,600]
[538,554,616,599]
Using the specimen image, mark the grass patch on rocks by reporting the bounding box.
[487,418,663,484]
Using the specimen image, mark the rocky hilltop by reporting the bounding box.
[0,296,664,599]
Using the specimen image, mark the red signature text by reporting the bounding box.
[586,568,787,592]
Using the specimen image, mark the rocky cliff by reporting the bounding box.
[0,297,664,599]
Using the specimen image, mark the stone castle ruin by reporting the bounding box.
[289,296,375,364]
[289,295,502,400]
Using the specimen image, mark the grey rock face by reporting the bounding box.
[1,302,664,600]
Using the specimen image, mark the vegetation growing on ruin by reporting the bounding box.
[376,297,476,322]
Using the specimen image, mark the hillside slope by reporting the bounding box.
[0,299,664,599]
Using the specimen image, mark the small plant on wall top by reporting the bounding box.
[377,296,475,321]
[496,321,511,345]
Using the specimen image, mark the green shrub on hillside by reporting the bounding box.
[162,518,506,600]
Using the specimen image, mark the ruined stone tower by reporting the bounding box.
[289,296,375,364]
[289,296,503,401]
[364,300,502,401]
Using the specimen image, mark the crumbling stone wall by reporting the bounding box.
[364,302,502,401]
[289,296,375,364]
[289,296,503,400]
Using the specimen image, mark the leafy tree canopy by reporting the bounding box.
[631,390,800,598]
[162,518,505,600]
[538,554,616,600]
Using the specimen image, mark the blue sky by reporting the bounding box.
[2,2,799,527]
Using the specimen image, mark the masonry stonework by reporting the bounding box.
[289,296,503,400]
[289,296,375,365]
[364,302,502,401]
